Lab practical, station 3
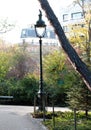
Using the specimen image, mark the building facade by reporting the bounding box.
[59,0,91,63]
[60,0,91,38]
[20,26,60,54]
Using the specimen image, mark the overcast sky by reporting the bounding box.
[0,0,74,43]
[0,0,74,26]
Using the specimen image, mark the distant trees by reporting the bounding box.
[0,51,11,80]
[0,44,39,105]
[0,49,13,96]
[43,50,68,106]
[7,47,37,80]
[0,41,91,107]
[9,74,39,105]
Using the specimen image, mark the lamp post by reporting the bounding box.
[35,10,46,111]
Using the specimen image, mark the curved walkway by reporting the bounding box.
[0,105,47,130]
[0,105,70,130]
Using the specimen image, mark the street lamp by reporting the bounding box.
[35,10,46,111]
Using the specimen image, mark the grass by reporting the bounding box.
[42,111,91,130]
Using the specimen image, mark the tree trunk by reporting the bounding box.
[37,0,91,91]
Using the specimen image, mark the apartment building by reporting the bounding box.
[20,26,60,54]
[59,0,91,63]
[60,0,91,38]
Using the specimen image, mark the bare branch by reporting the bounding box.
[0,18,15,34]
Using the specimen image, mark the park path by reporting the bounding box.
[0,105,47,130]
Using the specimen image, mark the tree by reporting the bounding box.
[0,51,11,80]
[7,46,37,79]
[0,43,39,104]
[74,0,91,64]
[0,51,13,96]
[69,22,91,67]
[67,72,91,117]
[11,74,39,105]
[37,0,91,91]
[0,18,14,33]
[43,50,67,106]
[44,51,65,81]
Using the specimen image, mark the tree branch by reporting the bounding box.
[37,0,91,91]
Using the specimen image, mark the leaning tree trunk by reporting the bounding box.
[37,0,91,91]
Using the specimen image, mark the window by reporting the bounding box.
[46,30,56,39]
[63,26,68,32]
[47,31,50,38]
[71,12,83,20]
[21,28,36,38]
[21,29,27,38]
[63,14,68,21]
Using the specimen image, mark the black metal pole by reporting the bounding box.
[39,37,43,111]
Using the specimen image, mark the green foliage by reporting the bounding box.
[44,111,91,130]
[44,50,65,82]
[32,111,57,119]
[0,80,9,95]
[11,74,39,105]
[67,73,91,111]
[0,45,39,105]
[0,51,13,96]
[43,50,67,106]
[0,51,11,79]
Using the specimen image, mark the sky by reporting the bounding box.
[0,0,74,43]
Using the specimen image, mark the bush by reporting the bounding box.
[32,111,58,119]
[44,111,91,130]
[53,127,61,130]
